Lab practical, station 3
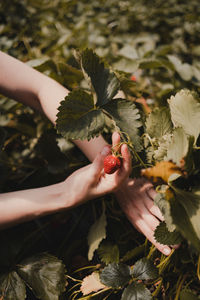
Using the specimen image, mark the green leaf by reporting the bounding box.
[118,45,139,60]
[154,221,183,245]
[26,57,51,68]
[0,271,26,300]
[166,128,189,166]
[35,130,68,174]
[180,289,200,300]
[131,258,158,280]
[33,59,58,79]
[17,253,66,300]
[167,55,193,81]
[146,145,155,164]
[56,89,105,140]
[97,241,119,264]
[146,107,172,139]
[192,65,200,82]
[168,89,200,142]
[139,58,169,70]
[57,62,83,88]
[166,128,195,173]
[113,58,139,73]
[154,187,176,232]
[121,245,145,263]
[88,211,107,261]
[76,49,120,106]
[121,282,152,300]
[169,184,200,252]
[103,98,142,151]
[100,263,131,288]
[154,135,172,161]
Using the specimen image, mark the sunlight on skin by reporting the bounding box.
[0,51,173,255]
[112,132,172,256]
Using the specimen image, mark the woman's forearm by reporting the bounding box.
[0,51,70,120]
[0,51,107,161]
[38,83,108,161]
[0,181,72,228]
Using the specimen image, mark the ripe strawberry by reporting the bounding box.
[104,155,121,174]
[130,75,136,81]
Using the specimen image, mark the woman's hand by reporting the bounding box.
[63,132,132,207]
[111,132,172,256]
[115,178,172,255]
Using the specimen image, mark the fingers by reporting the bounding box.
[122,202,172,255]
[144,198,165,222]
[111,132,132,177]
[136,180,164,221]
[134,216,172,256]
[117,178,172,255]
[112,132,121,151]
[144,185,165,221]
[120,143,132,176]
[146,186,157,200]
[92,131,128,178]
[92,135,131,195]
[90,146,111,177]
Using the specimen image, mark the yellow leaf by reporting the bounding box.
[141,161,183,183]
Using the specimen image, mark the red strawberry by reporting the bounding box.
[130,75,136,81]
[104,155,121,174]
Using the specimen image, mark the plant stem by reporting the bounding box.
[147,244,156,259]
[152,278,163,297]
[197,255,200,280]
[128,144,146,168]
[78,287,112,299]
[157,249,175,274]
[66,275,82,283]
[174,274,187,300]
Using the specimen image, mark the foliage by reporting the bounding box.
[0,253,66,300]
[87,210,107,261]
[1,0,200,299]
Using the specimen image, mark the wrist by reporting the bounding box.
[74,135,108,162]
[114,177,134,198]
[58,172,91,209]
[50,180,76,212]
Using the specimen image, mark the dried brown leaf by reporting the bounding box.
[80,272,106,296]
[141,161,183,183]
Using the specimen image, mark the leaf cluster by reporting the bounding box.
[143,90,200,253]
[99,258,158,299]
[1,1,200,299]
[0,253,66,300]
[56,49,142,152]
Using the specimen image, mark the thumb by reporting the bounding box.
[90,146,111,176]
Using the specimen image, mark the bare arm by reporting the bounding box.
[0,51,172,255]
[0,51,107,161]
[0,133,131,229]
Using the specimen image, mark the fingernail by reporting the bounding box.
[163,248,171,256]
[101,146,110,156]
[171,244,180,249]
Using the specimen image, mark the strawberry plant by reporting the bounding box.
[1,1,200,299]
[54,48,200,299]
